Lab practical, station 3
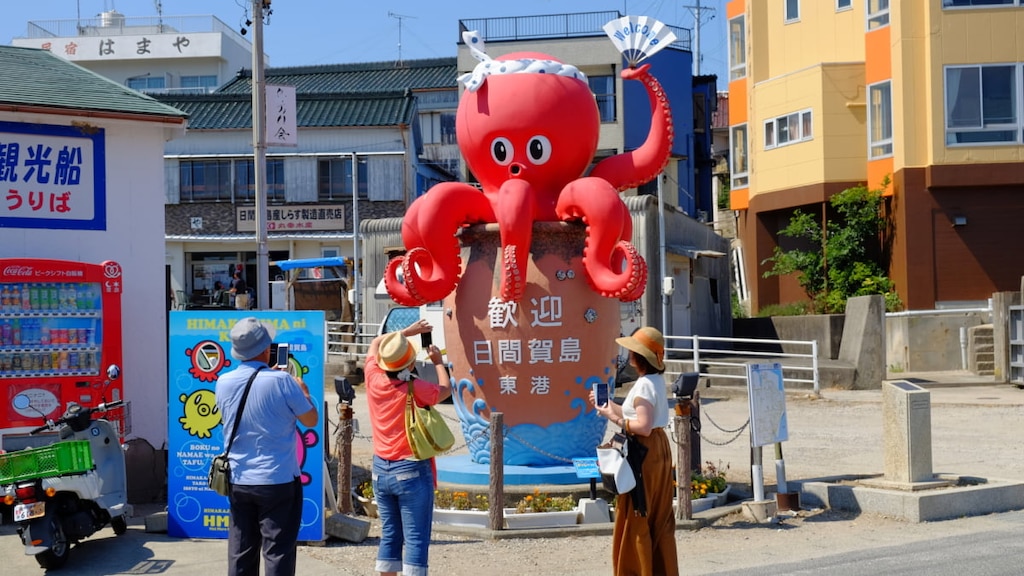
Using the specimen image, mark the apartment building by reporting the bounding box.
[728,0,1024,312]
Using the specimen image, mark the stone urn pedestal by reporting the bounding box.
[442,222,621,468]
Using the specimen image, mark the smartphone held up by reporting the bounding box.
[595,382,610,407]
[272,342,289,370]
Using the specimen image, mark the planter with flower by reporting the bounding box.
[433,489,491,528]
[433,488,580,529]
[504,489,580,529]
[690,461,730,512]
[354,479,378,518]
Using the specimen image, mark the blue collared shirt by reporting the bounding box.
[215,361,314,485]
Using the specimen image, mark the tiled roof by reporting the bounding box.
[155,92,415,130]
[217,57,458,95]
[0,45,186,120]
[712,92,729,130]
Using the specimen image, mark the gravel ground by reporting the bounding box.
[309,379,1024,575]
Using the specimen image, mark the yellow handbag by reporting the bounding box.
[404,382,455,460]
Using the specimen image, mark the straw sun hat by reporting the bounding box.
[615,326,665,371]
[376,331,419,373]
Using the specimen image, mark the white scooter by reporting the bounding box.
[0,366,130,570]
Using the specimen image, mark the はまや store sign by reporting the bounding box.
[0,121,106,231]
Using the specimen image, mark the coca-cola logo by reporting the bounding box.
[3,265,34,277]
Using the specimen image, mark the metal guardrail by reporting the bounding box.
[458,11,692,51]
[664,335,820,395]
[326,319,819,394]
[326,321,376,362]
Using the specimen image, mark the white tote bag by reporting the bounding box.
[597,433,636,494]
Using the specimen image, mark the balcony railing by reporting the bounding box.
[21,15,247,45]
[458,11,691,51]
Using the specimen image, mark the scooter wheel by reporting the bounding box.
[34,517,69,569]
[111,515,128,535]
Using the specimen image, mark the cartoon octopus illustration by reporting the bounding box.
[385,31,673,305]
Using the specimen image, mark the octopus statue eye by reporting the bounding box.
[527,135,552,165]
[491,137,514,166]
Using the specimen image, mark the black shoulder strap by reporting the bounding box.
[225,366,265,454]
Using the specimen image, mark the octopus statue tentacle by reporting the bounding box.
[383,182,495,306]
[589,63,674,192]
[495,178,537,302]
[555,178,647,301]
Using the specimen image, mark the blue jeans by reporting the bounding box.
[373,455,434,576]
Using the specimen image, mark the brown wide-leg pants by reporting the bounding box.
[612,428,679,576]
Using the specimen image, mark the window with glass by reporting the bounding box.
[869,81,894,157]
[867,0,890,29]
[785,0,800,22]
[943,0,1017,7]
[837,0,853,10]
[318,158,369,200]
[179,160,232,202]
[234,159,285,202]
[419,111,457,145]
[589,76,616,122]
[764,110,813,149]
[126,76,165,91]
[731,124,749,189]
[180,75,219,92]
[945,64,1019,145]
[729,16,746,80]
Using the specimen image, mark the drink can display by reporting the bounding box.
[48,286,58,311]
[68,352,79,371]
[41,352,51,371]
[84,328,95,346]
[58,351,69,370]
[68,328,78,345]
[51,351,60,369]
[30,284,40,310]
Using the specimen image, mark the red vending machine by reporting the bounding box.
[0,258,125,447]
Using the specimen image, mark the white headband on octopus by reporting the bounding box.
[457,30,588,92]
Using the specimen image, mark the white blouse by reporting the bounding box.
[622,373,670,429]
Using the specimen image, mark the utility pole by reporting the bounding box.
[388,12,415,67]
[683,0,717,76]
[252,0,271,310]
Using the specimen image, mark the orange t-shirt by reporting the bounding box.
[365,355,441,461]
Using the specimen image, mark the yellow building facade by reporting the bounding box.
[729,0,1024,311]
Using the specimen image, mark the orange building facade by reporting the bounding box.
[728,0,1024,311]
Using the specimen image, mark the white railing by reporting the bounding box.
[663,335,820,395]
[325,321,377,362]
[324,320,820,394]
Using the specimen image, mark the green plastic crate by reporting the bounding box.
[0,440,94,484]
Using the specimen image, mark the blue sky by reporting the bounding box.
[1,0,727,81]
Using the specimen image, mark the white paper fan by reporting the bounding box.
[603,15,678,68]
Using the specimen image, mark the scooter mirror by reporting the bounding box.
[107,364,122,381]
[12,394,31,410]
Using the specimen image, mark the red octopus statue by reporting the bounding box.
[385,33,673,306]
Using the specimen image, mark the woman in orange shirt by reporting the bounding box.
[365,320,450,576]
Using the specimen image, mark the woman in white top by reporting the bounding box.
[592,326,678,576]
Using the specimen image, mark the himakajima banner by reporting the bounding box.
[167,310,325,540]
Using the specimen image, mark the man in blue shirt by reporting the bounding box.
[216,317,318,576]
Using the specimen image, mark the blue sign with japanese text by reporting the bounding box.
[0,121,106,231]
[573,457,602,479]
[167,311,325,540]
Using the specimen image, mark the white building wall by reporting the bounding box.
[0,110,180,448]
